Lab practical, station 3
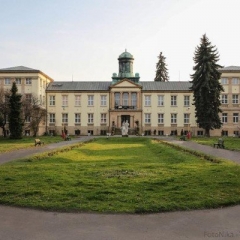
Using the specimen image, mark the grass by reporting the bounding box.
[0,137,240,213]
[0,136,62,153]
[191,136,240,151]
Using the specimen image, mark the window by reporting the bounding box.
[49,96,55,106]
[232,78,239,85]
[184,96,190,107]
[158,130,164,136]
[62,95,68,106]
[221,78,228,84]
[222,130,228,136]
[233,113,239,123]
[123,93,129,106]
[4,78,10,85]
[114,92,120,106]
[88,113,94,124]
[158,95,164,106]
[171,96,177,106]
[222,113,228,123]
[184,113,190,124]
[101,113,107,123]
[75,95,81,106]
[197,131,204,136]
[232,95,239,104]
[145,96,151,106]
[75,113,81,123]
[49,113,55,123]
[88,95,94,106]
[158,113,164,124]
[62,113,68,123]
[42,96,45,105]
[25,116,31,123]
[171,113,177,124]
[101,95,107,106]
[25,94,32,103]
[131,92,137,107]
[26,78,32,84]
[15,78,21,84]
[221,95,228,104]
[145,113,151,123]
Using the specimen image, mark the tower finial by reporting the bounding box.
[125,48,127,52]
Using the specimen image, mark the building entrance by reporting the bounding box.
[121,115,130,126]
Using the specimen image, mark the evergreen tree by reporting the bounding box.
[154,52,169,82]
[190,34,224,137]
[9,82,23,139]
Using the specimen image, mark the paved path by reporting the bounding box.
[0,136,240,240]
[0,136,95,165]
[168,139,240,164]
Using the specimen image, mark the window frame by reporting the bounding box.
[171,113,177,124]
[158,113,164,124]
[222,113,228,123]
[49,95,55,106]
[101,113,107,123]
[145,95,151,106]
[26,78,32,85]
[233,113,239,123]
[184,96,190,107]
[232,94,239,104]
[75,95,81,106]
[221,94,228,104]
[171,96,177,106]
[88,95,94,106]
[62,113,68,123]
[62,95,68,107]
[100,95,107,106]
[75,113,81,123]
[49,113,55,123]
[144,113,151,123]
[158,95,164,106]
[88,113,94,124]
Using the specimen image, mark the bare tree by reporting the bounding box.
[22,94,47,137]
[0,88,10,138]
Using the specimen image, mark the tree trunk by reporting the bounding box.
[205,129,210,137]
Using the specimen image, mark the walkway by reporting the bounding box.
[0,136,240,240]
[0,136,95,165]
[167,139,240,164]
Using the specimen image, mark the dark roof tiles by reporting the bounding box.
[47,81,192,91]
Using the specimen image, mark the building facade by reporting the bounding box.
[0,52,239,137]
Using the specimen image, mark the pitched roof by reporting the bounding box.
[47,81,192,92]
[0,66,54,81]
[219,66,240,72]
[47,81,112,91]
[0,66,38,71]
[140,81,192,91]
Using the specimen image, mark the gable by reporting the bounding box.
[110,79,142,89]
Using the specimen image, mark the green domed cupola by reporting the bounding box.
[112,50,140,84]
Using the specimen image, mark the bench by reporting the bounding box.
[35,139,44,146]
[213,139,225,148]
[180,135,186,141]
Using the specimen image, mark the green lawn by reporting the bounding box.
[0,136,62,153]
[191,136,240,151]
[0,137,240,213]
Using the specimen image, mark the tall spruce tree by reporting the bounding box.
[9,82,23,139]
[154,52,169,82]
[190,34,224,137]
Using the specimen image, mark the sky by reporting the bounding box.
[0,0,240,82]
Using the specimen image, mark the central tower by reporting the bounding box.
[112,50,140,84]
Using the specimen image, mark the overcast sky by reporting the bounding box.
[0,0,239,82]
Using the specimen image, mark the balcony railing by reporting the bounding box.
[115,105,137,110]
